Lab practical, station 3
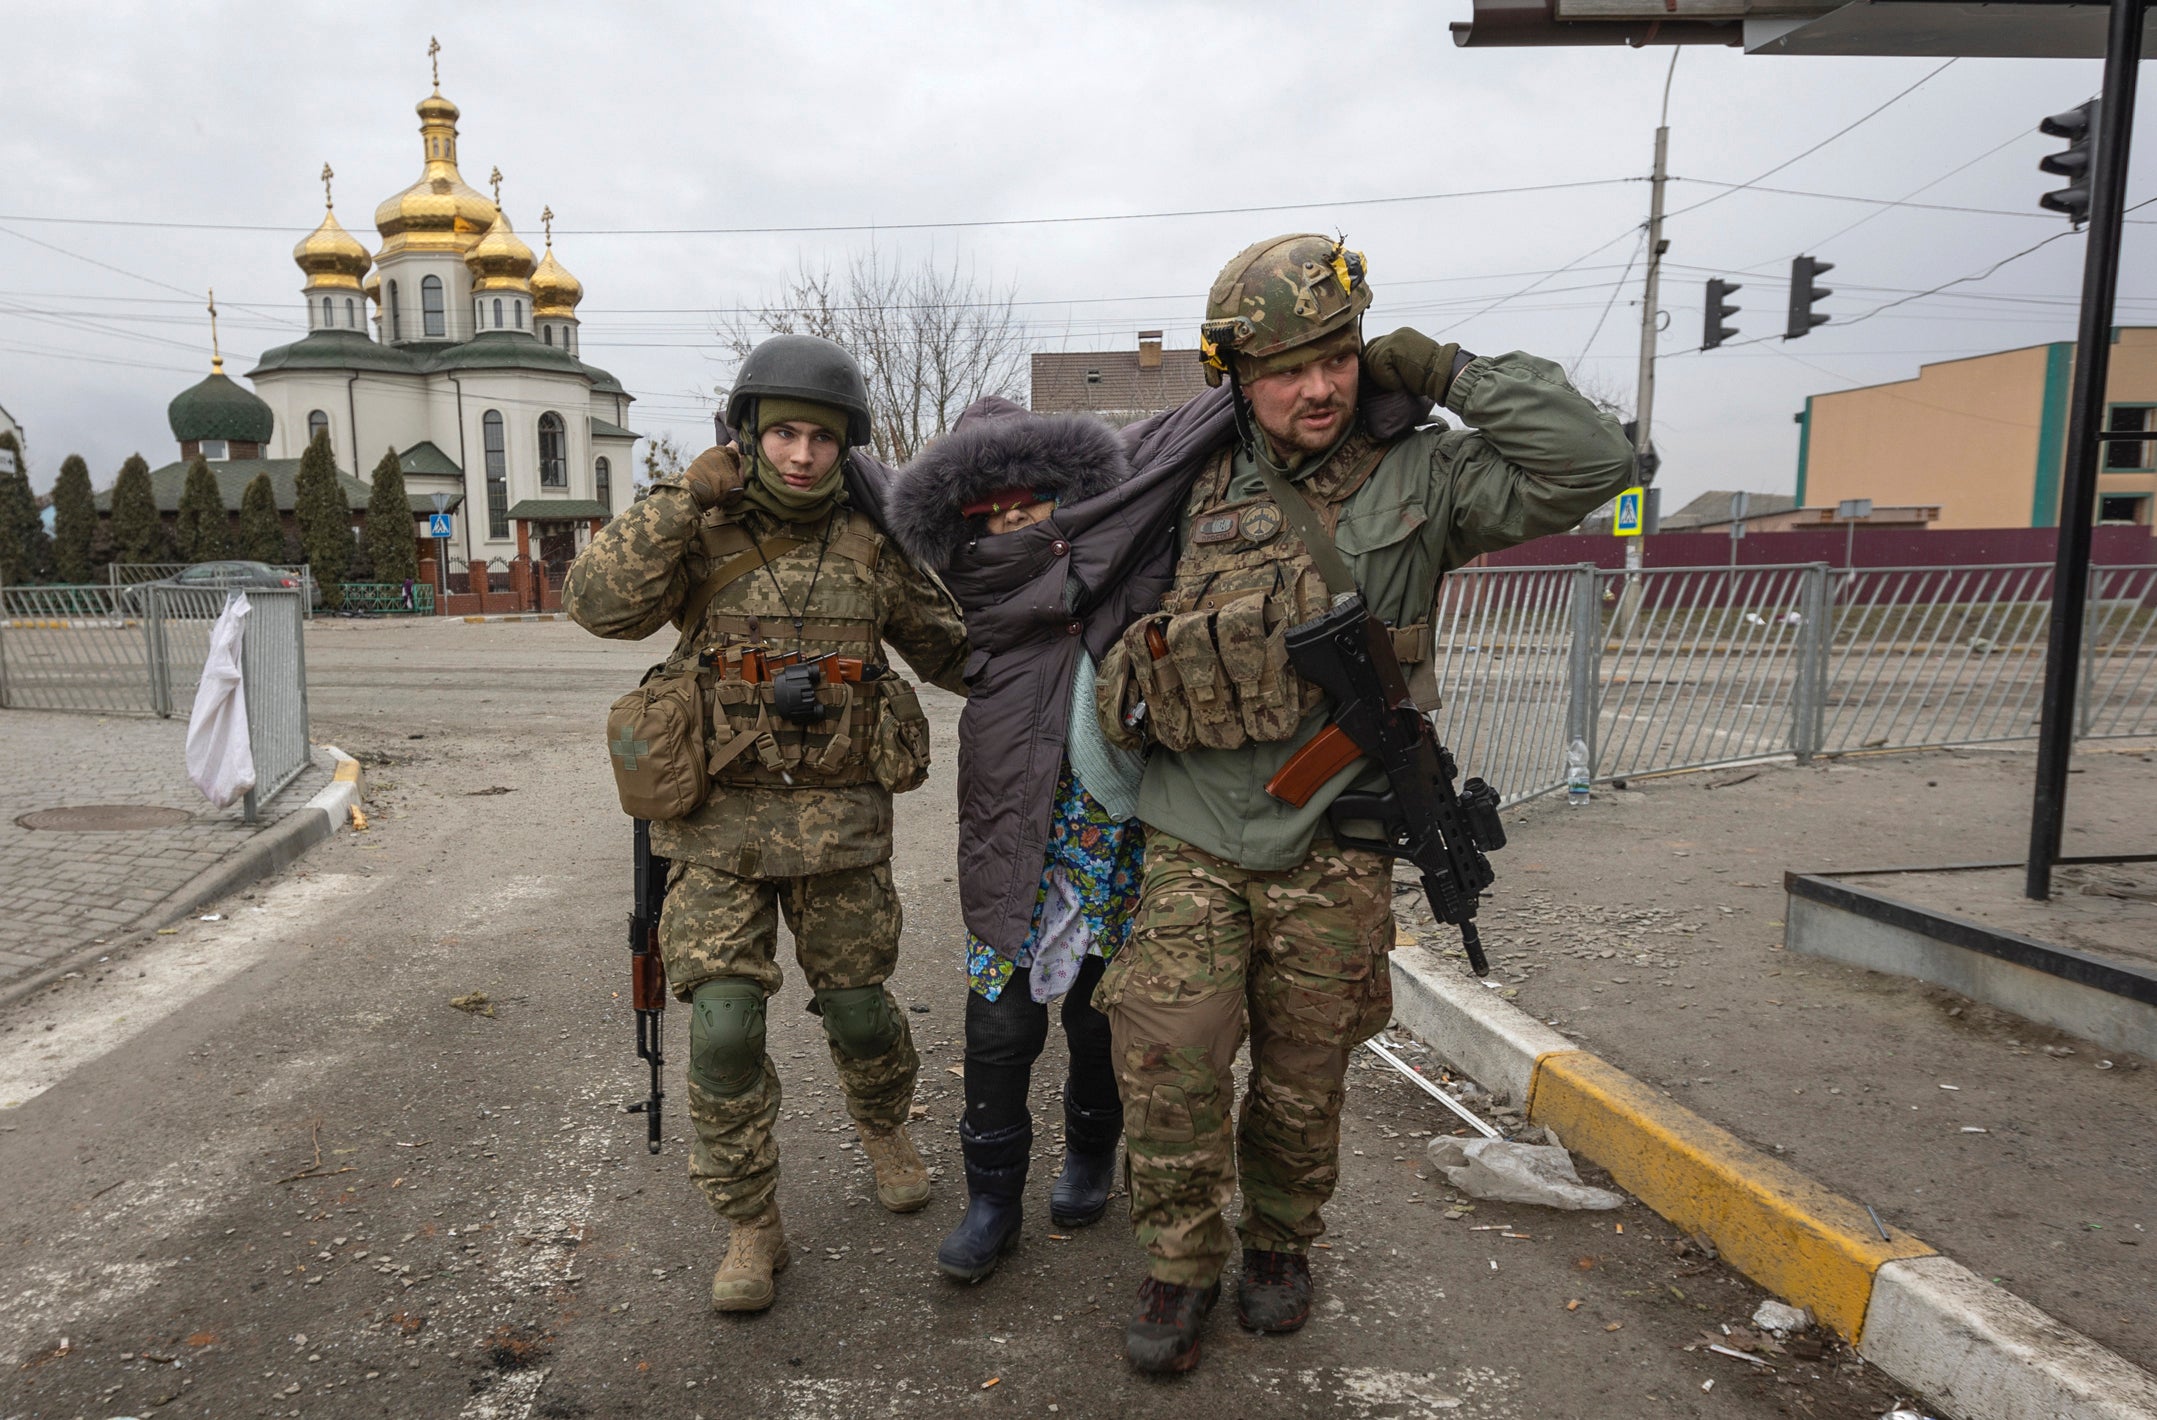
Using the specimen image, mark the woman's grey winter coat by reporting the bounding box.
[886,381,1434,959]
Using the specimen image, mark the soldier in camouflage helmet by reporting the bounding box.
[1094,236,1637,1371]
[565,334,970,1315]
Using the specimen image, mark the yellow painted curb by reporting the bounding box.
[332,757,361,785]
[463,615,487,623]
[1528,1050,1934,1341]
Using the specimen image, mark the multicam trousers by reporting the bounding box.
[1095,832,1395,1287]
[659,860,919,1222]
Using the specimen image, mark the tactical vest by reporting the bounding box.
[682,505,916,792]
[1107,428,1433,753]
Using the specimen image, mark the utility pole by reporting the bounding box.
[1621,52,1677,634]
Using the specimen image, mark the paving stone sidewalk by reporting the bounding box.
[0,709,329,993]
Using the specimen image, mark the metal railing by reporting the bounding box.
[1431,561,2157,807]
[2,583,312,820]
[108,563,316,619]
[338,581,436,615]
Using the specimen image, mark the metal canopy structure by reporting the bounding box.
[1452,0,2157,56]
[1448,0,2151,901]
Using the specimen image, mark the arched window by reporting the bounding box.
[421,274,445,337]
[538,412,566,487]
[307,410,329,446]
[595,456,611,513]
[514,299,525,329]
[484,411,509,538]
[491,297,503,329]
[321,295,333,328]
[388,280,401,341]
[542,325,553,346]
[345,297,356,327]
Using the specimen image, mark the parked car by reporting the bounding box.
[118,561,319,613]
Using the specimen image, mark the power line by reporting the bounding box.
[1662,59,1959,221]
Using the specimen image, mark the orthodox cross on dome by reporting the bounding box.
[206,288,224,374]
[541,206,554,247]
[489,166,503,208]
[428,35,441,92]
[320,162,335,210]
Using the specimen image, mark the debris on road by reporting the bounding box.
[1426,1137,1623,1210]
[1751,1300,1811,1336]
[449,992,495,1017]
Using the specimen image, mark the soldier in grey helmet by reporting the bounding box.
[565,334,970,1314]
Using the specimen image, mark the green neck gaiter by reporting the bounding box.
[740,396,850,522]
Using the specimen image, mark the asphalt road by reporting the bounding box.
[0,619,1914,1419]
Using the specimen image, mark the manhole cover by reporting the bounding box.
[16,805,194,832]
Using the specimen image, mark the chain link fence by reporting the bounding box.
[1,583,312,819]
[1431,561,2157,807]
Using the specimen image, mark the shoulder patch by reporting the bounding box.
[1240,502,1283,544]
[1193,512,1241,545]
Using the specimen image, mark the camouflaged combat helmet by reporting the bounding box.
[1199,234,1373,388]
[725,334,876,447]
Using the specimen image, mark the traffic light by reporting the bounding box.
[1703,278,1742,350]
[2038,101,2096,226]
[1785,256,1833,341]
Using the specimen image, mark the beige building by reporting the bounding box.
[1030,331,1210,425]
[1796,326,2157,534]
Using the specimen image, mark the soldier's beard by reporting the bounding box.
[1259,389,1356,461]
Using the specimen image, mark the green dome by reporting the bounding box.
[168,369,274,444]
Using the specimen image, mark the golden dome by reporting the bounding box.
[530,210,583,319]
[293,205,371,291]
[466,206,535,293]
[362,270,382,305]
[373,89,496,257]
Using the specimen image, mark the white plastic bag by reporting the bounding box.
[185,592,256,808]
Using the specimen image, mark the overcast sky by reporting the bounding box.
[3,1,2151,516]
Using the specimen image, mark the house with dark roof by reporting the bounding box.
[1030,332,1210,425]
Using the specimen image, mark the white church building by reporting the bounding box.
[247,65,636,576]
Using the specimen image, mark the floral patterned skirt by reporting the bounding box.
[965,759,1144,1003]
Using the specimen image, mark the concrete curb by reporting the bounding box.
[459,613,561,623]
[0,748,364,1014]
[1388,938,2157,1420]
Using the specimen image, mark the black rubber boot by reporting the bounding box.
[1235,1248,1313,1333]
[1049,1084,1122,1228]
[1125,1275,1220,1374]
[935,1120,1029,1284]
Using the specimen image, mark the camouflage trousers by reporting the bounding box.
[660,860,918,1223]
[1095,833,1394,1287]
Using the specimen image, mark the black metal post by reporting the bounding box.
[2027,0,2148,901]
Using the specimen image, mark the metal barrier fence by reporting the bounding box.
[1,583,312,820]
[1431,561,2157,807]
[108,563,316,619]
[339,581,436,615]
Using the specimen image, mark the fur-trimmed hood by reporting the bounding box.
[887,397,1131,571]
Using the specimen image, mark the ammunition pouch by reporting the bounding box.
[867,676,932,795]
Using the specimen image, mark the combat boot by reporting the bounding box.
[936,1120,1028,1283]
[1125,1275,1220,1374]
[710,1203,789,1313]
[1236,1248,1312,1333]
[856,1121,931,1213]
[1049,1085,1121,1228]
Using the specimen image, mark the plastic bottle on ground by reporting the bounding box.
[1565,738,1591,807]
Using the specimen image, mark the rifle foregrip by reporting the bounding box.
[630,950,668,1011]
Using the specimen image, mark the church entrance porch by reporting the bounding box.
[506,502,609,613]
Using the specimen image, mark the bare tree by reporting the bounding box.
[716,250,1026,464]
[639,432,689,497]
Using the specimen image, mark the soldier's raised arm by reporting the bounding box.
[563,448,742,640]
[1365,331,1638,563]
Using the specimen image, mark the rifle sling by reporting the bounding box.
[1251,461,1361,603]
[675,535,810,651]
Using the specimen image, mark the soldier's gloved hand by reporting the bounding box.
[683,443,746,509]
[1363,329,1465,404]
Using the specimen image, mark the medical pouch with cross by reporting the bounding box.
[606,661,709,821]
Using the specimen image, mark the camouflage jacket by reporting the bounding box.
[565,478,969,878]
[1138,351,1637,870]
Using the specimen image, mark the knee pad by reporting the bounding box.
[688,979,767,1097]
[815,984,902,1060]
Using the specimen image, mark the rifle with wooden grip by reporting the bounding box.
[626,818,669,1152]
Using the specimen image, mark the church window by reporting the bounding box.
[200,439,229,461]
[515,300,525,329]
[484,411,509,539]
[307,410,329,446]
[538,412,567,487]
[389,281,401,341]
[595,457,611,513]
[345,297,356,327]
[543,325,553,346]
[493,297,504,329]
[321,295,333,328]
[422,275,445,337]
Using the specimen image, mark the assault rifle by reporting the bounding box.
[1265,594,1507,977]
[625,818,668,1152]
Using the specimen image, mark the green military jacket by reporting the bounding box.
[1139,351,1637,870]
[564,478,970,878]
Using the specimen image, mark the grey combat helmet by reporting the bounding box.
[725,334,875,448]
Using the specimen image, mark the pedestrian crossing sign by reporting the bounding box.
[1613,486,1645,537]
[427,512,454,539]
